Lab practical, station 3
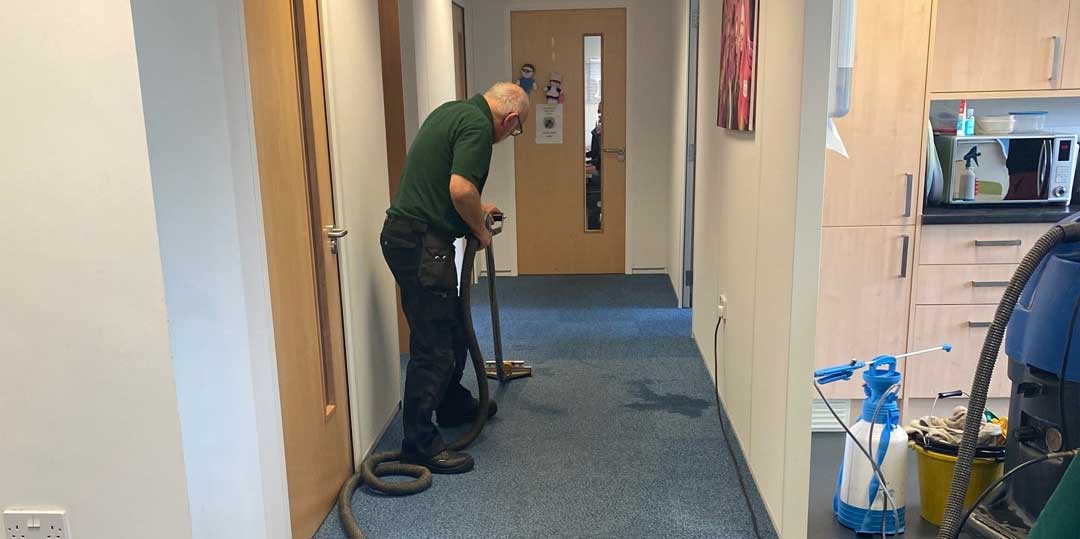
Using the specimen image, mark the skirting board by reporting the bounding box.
[631,267,667,274]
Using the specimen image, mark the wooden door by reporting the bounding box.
[930,0,1070,93]
[243,0,353,536]
[907,305,1012,398]
[816,227,916,398]
[1058,0,1080,88]
[377,0,412,352]
[823,0,930,227]
[511,9,627,274]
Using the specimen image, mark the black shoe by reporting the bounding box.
[402,450,475,474]
[437,398,498,428]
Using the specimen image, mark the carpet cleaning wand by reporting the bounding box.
[815,344,952,536]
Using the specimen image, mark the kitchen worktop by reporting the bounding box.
[922,204,1080,225]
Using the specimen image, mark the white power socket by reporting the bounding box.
[3,509,69,539]
[717,293,728,321]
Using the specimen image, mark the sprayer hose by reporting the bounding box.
[338,236,491,539]
[937,224,1078,539]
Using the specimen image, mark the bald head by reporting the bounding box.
[484,82,530,117]
[484,82,530,142]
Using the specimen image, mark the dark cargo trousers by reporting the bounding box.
[380,215,474,459]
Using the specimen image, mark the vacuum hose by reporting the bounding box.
[338,235,492,539]
[938,222,1080,539]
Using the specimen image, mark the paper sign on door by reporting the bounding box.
[535,104,563,144]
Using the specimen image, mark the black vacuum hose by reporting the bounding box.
[938,222,1080,539]
[338,236,492,539]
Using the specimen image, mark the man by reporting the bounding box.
[380,82,530,473]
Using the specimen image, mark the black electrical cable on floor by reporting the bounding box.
[1056,295,1080,450]
[713,317,764,539]
[956,449,1079,533]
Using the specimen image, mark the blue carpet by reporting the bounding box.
[316,274,778,539]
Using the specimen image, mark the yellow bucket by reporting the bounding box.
[911,442,1005,525]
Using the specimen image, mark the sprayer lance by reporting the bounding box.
[894,344,953,360]
[814,344,952,385]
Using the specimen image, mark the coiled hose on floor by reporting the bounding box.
[338,236,491,539]
[938,222,1080,539]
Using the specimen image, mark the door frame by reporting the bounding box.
[680,0,700,308]
[499,1,635,274]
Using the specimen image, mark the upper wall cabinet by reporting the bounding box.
[823,0,931,227]
[1061,2,1080,88]
[930,0,1071,93]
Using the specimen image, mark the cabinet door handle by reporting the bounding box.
[975,239,1022,247]
[899,234,911,278]
[968,321,992,328]
[904,173,914,218]
[1050,35,1063,85]
[971,280,1010,288]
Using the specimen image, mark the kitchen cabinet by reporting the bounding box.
[1061,0,1080,88]
[930,0,1071,93]
[919,223,1051,265]
[907,222,1053,401]
[823,0,930,227]
[906,305,1012,398]
[915,264,1018,305]
[816,227,917,398]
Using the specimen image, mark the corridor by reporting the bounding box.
[317,275,777,539]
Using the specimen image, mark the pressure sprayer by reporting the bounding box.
[815,344,952,535]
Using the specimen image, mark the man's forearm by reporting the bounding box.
[449,175,487,238]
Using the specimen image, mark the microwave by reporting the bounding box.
[934,134,1076,205]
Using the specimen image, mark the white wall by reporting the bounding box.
[398,0,470,280]
[320,0,405,461]
[689,0,832,537]
[0,2,194,538]
[399,0,459,142]
[468,0,676,275]
[129,1,292,538]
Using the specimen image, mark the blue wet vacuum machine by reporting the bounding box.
[936,214,1080,539]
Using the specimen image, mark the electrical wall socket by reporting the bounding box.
[717,293,728,321]
[3,509,69,539]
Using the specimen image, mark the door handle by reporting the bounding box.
[899,234,911,278]
[327,226,348,254]
[1050,35,1063,85]
[971,280,1010,288]
[603,148,626,162]
[904,173,914,218]
[967,321,992,329]
[974,239,1022,247]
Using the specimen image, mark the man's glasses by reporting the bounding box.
[510,116,523,137]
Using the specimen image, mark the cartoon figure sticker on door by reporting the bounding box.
[517,63,537,94]
[545,72,565,104]
[535,103,563,144]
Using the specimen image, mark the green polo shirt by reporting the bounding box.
[388,94,494,238]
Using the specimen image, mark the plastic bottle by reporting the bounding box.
[957,100,967,134]
[965,107,976,136]
[959,146,981,201]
